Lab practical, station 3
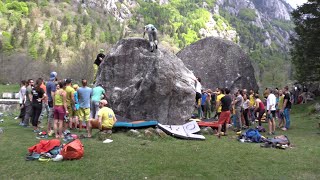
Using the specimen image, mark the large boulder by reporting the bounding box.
[177,37,259,92]
[96,38,196,124]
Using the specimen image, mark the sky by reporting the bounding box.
[286,0,308,8]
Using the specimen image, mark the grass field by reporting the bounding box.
[0,84,19,95]
[0,99,319,179]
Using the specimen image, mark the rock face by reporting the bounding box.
[96,38,196,124]
[177,37,259,92]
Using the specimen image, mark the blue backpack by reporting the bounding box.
[245,129,262,143]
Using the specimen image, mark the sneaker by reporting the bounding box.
[281,127,287,131]
[14,117,18,120]
[33,129,40,133]
[48,130,54,137]
[272,132,275,135]
[103,139,113,143]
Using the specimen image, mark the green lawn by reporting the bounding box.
[0,101,319,180]
[0,84,20,95]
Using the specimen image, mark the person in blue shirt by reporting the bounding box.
[77,79,92,132]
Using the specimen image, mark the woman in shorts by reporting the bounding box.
[53,82,68,138]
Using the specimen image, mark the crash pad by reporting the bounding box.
[113,120,158,128]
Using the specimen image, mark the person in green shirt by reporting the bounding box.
[90,84,106,119]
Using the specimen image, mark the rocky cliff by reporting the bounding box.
[96,38,196,124]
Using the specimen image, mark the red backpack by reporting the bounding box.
[61,139,84,160]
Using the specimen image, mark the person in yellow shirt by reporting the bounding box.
[249,90,256,123]
[65,78,75,130]
[215,88,225,119]
[87,99,117,138]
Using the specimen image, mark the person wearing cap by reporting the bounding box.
[87,99,117,138]
[46,72,57,135]
[90,84,106,120]
[65,78,75,130]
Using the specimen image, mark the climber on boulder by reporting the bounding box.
[143,24,158,52]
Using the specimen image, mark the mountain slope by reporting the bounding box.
[0,0,295,88]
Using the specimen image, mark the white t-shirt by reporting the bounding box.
[19,86,26,104]
[195,81,202,93]
[242,99,250,109]
[267,93,276,111]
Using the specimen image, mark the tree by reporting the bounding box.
[10,27,18,48]
[20,30,28,48]
[45,47,52,62]
[291,0,320,82]
[66,31,75,47]
[37,38,45,58]
[55,50,62,64]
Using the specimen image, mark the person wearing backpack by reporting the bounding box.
[281,86,292,131]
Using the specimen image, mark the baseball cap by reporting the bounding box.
[66,78,72,83]
[49,72,57,81]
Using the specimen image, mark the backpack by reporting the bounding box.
[261,135,290,149]
[239,129,262,143]
[256,126,266,132]
[61,139,84,160]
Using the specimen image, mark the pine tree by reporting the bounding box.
[55,50,62,64]
[45,47,52,62]
[52,46,58,60]
[91,24,96,39]
[82,15,89,25]
[17,19,23,34]
[76,23,82,35]
[66,31,75,47]
[10,27,18,48]
[21,30,29,48]
[62,15,69,27]
[291,0,320,81]
[37,38,45,58]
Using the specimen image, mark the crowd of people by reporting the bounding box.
[17,71,117,139]
[194,77,292,137]
[16,70,294,140]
